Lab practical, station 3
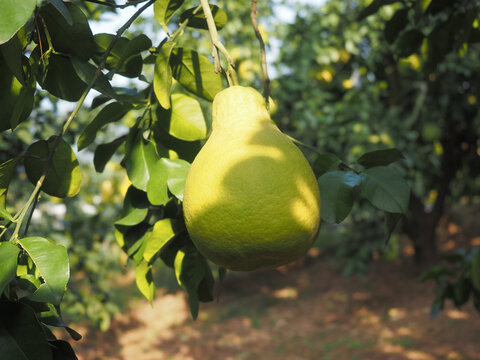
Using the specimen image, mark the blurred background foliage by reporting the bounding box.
[1,0,479,331]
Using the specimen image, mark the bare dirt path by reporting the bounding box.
[73,207,480,360]
[72,255,480,360]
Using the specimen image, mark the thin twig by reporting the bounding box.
[169,5,202,42]
[6,0,155,243]
[251,0,270,103]
[34,16,45,67]
[199,0,238,86]
[84,0,149,9]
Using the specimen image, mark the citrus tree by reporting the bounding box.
[0,0,412,358]
[273,0,480,312]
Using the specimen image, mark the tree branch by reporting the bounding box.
[5,0,155,243]
[199,0,238,86]
[84,0,149,9]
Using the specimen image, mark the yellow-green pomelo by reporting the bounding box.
[183,86,321,271]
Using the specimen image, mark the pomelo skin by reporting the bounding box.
[183,86,321,271]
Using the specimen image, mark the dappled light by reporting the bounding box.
[73,246,480,359]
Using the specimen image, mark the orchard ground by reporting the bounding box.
[70,206,480,360]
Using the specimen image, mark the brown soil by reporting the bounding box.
[72,208,480,360]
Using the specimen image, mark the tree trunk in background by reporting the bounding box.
[404,195,439,266]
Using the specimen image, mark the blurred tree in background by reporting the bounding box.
[0,0,479,358]
[273,0,480,265]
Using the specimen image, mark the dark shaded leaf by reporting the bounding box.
[93,33,151,78]
[361,166,410,213]
[385,212,402,244]
[50,340,78,360]
[41,3,95,59]
[0,34,26,84]
[317,170,357,223]
[94,135,127,173]
[357,148,404,168]
[313,153,342,176]
[70,56,117,100]
[0,301,53,360]
[48,0,73,26]
[0,56,34,130]
[179,5,228,30]
[25,137,82,198]
[36,53,86,102]
[0,242,20,295]
[78,102,131,151]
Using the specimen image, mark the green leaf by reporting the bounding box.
[0,157,20,197]
[19,237,69,306]
[0,196,13,221]
[471,250,480,291]
[356,148,404,168]
[50,340,77,360]
[143,219,178,262]
[154,41,176,109]
[174,245,206,319]
[313,153,342,176]
[146,160,170,206]
[40,2,96,59]
[361,166,410,214]
[385,212,402,244]
[0,242,20,295]
[0,34,26,84]
[162,158,190,201]
[154,0,185,33]
[93,33,151,78]
[115,186,149,226]
[39,306,82,341]
[125,130,160,191]
[0,56,34,130]
[49,0,73,26]
[317,171,358,223]
[156,93,207,141]
[10,82,35,129]
[179,5,228,30]
[25,137,82,198]
[94,135,127,173]
[78,102,131,151]
[135,260,155,304]
[36,53,87,102]
[170,48,223,101]
[70,56,118,100]
[0,301,53,360]
[0,0,36,44]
